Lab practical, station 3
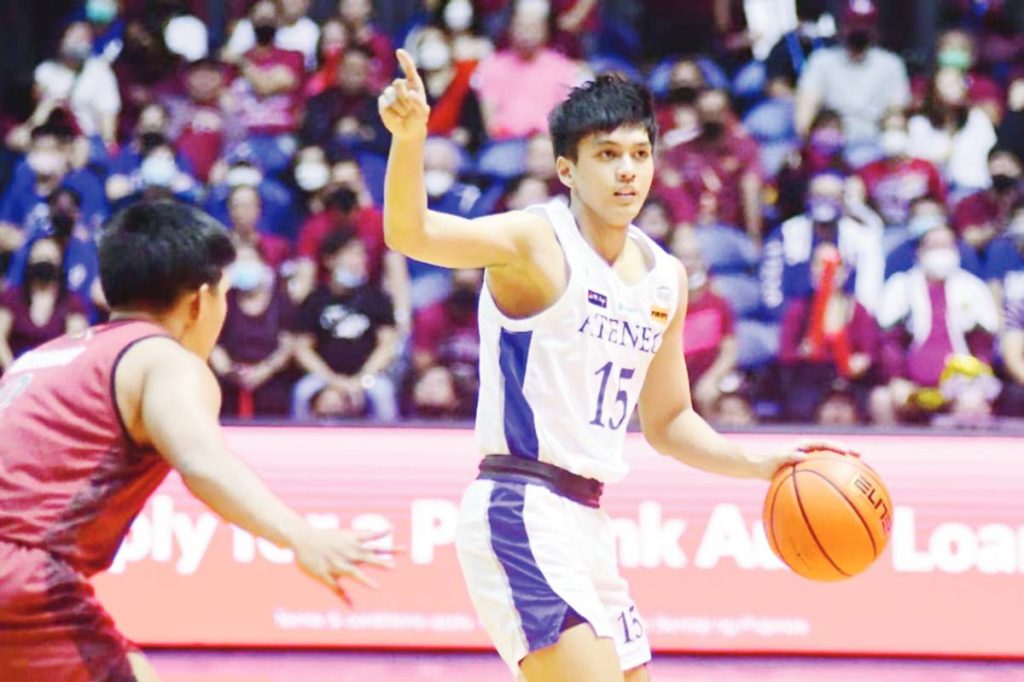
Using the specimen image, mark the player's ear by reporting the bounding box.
[555,155,574,190]
[188,284,209,323]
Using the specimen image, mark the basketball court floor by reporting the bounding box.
[148,649,1024,681]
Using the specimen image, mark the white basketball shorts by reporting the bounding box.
[455,477,652,676]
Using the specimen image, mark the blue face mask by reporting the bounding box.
[86,0,118,24]
[807,197,842,224]
[230,261,269,291]
[909,214,945,238]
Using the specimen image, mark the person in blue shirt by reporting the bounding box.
[885,197,983,279]
[6,188,103,320]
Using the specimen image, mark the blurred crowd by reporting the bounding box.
[1,0,1024,428]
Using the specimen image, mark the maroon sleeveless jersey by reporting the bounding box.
[0,320,172,576]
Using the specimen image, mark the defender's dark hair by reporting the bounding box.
[548,74,658,161]
[99,201,236,312]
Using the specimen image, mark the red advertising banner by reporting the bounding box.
[92,428,1024,657]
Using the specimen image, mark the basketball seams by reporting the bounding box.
[791,472,850,579]
[802,469,878,558]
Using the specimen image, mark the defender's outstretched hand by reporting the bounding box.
[293,527,398,606]
[378,49,430,141]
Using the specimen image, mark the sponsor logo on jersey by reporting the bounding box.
[651,307,670,325]
[587,290,608,308]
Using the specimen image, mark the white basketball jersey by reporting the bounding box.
[475,200,681,483]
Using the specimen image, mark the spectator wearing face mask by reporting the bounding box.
[1,123,107,246]
[6,188,103,319]
[671,228,737,416]
[434,0,494,63]
[71,0,125,63]
[408,26,486,152]
[471,5,584,140]
[407,267,482,418]
[223,0,321,69]
[852,109,946,230]
[227,185,293,270]
[908,66,997,196]
[655,57,705,149]
[31,21,121,149]
[162,58,241,184]
[951,147,1023,255]
[337,0,395,77]
[106,139,200,209]
[292,228,400,421]
[229,0,306,168]
[914,29,1003,124]
[872,225,999,424]
[885,197,982,279]
[302,46,388,155]
[0,238,88,371]
[210,245,298,418]
[764,5,837,97]
[774,108,849,223]
[771,171,885,314]
[659,88,764,247]
[795,0,910,153]
[778,243,881,423]
[204,150,297,239]
[994,208,1024,416]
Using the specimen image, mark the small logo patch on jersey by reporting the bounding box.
[587,290,608,308]
[654,285,672,306]
[651,306,669,324]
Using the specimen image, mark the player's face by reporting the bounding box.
[560,125,654,227]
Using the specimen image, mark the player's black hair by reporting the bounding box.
[98,200,236,312]
[548,74,658,161]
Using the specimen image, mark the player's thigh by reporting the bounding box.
[128,652,162,682]
[624,663,651,682]
[519,622,624,682]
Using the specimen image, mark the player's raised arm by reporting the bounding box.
[125,338,392,603]
[637,263,806,481]
[379,49,548,270]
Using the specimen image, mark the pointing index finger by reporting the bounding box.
[396,48,424,92]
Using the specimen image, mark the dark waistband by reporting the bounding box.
[477,455,604,508]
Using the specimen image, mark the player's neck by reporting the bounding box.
[108,309,186,339]
[570,199,629,265]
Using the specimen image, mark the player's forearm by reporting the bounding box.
[179,452,312,551]
[646,408,763,479]
[382,136,428,253]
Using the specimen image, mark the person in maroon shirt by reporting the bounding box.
[952,147,1023,253]
[227,185,293,269]
[210,244,297,418]
[778,243,882,423]
[408,267,481,418]
[230,0,306,138]
[659,88,764,247]
[671,228,737,415]
[163,58,239,184]
[0,237,88,369]
[854,109,946,228]
[0,202,391,681]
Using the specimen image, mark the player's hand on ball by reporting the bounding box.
[378,49,430,142]
[754,439,860,481]
[293,527,397,605]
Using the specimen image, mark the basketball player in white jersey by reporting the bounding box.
[379,50,839,682]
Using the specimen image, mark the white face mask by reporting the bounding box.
[28,151,66,177]
[443,0,473,31]
[419,39,451,71]
[424,169,455,197]
[920,248,960,280]
[140,153,178,187]
[687,269,707,290]
[295,161,329,192]
[227,165,263,188]
[333,266,366,289]
[880,129,908,157]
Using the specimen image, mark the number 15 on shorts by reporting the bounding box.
[617,604,646,644]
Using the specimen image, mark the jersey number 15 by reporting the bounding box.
[590,361,635,431]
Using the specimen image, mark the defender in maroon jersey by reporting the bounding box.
[0,202,392,681]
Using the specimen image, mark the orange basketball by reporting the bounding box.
[763,450,893,581]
